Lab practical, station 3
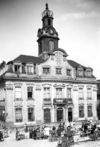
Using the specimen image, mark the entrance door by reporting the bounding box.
[68,108,73,122]
[57,107,63,122]
[44,108,51,123]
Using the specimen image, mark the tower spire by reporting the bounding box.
[46,3,48,10]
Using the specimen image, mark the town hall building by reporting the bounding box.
[0,4,97,128]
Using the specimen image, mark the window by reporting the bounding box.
[79,88,84,99]
[79,105,84,118]
[14,65,21,73]
[77,67,83,77]
[56,88,62,98]
[67,88,71,99]
[66,69,71,76]
[44,108,51,123]
[27,65,33,74]
[87,88,92,99]
[87,105,92,117]
[87,70,92,77]
[15,87,21,100]
[28,107,34,121]
[27,87,33,100]
[43,67,50,74]
[56,68,62,75]
[15,108,23,122]
[44,87,50,98]
[49,40,54,51]
[34,64,36,74]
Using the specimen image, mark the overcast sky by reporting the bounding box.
[0,0,100,79]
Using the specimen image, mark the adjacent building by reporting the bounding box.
[0,4,97,128]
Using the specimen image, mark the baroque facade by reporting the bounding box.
[0,4,97,127]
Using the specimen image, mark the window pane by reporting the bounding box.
[27,87,33,99]
[15,87,21,99]
[88,105,92,117]
[43,67,50,74]
[67,88,71,98]
[15,108,23,122]
[79,105,84,118]
[56,68,62,74]
[28,108,34,121]
[79,88,84,99]
[67,69,71,76]
[56,88,62,98]
[44,108,51,123]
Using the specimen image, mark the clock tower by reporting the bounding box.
[37,3,59,57]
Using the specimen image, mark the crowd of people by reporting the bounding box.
[15,120,100,143]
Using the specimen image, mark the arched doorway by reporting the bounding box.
[57,107,63,122]
[68,108,73,122]
[44,108,51,123]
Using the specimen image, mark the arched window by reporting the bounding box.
[49,40,54,51]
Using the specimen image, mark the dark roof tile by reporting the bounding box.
[8,55,45,64]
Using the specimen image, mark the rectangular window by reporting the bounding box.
[66,69,71,76]
[88,105,92,117]
[27,87,33,100]
[43,67,50,74]
[79,88,84,99]
[87,88,92,99]
[15,108,23,122]
[28,107,34,121]
[15,65,21,73]
[79,105,84,118]
[15,87,21,100]
[44,87,50,98]
[56,68,62,75]
[56,88,62,98]
[67,88,71,99]
[27,65,33,74]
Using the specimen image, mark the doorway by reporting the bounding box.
[68,108,73,122]
[57,107,63,122]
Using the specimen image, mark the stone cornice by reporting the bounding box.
[2,75,97,85]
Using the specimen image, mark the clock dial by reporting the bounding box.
[49,29,54,34]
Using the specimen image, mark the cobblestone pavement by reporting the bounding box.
[1,137,100,147]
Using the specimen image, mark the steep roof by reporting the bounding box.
[68,60,86,69]
[8,55,45,64]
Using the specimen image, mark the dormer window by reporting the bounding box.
[77,67,83,77]
[14,64,21,73]
[86,68,92,77]
[27,65,33,74]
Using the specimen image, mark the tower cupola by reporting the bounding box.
[37,3,59,57]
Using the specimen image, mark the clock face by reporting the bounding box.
[49,29,54,35]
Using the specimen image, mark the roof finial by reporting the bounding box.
[45,1,49,10]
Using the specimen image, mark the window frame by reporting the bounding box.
[15,107,23,122]
[87,105,93,117]
[66,68,71,76]
[56,67,62,75]
[15,86,22,100]
[28,107,35,122]
[27,86,33,100]
[79,105,84,118]
[43,67,50,75]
